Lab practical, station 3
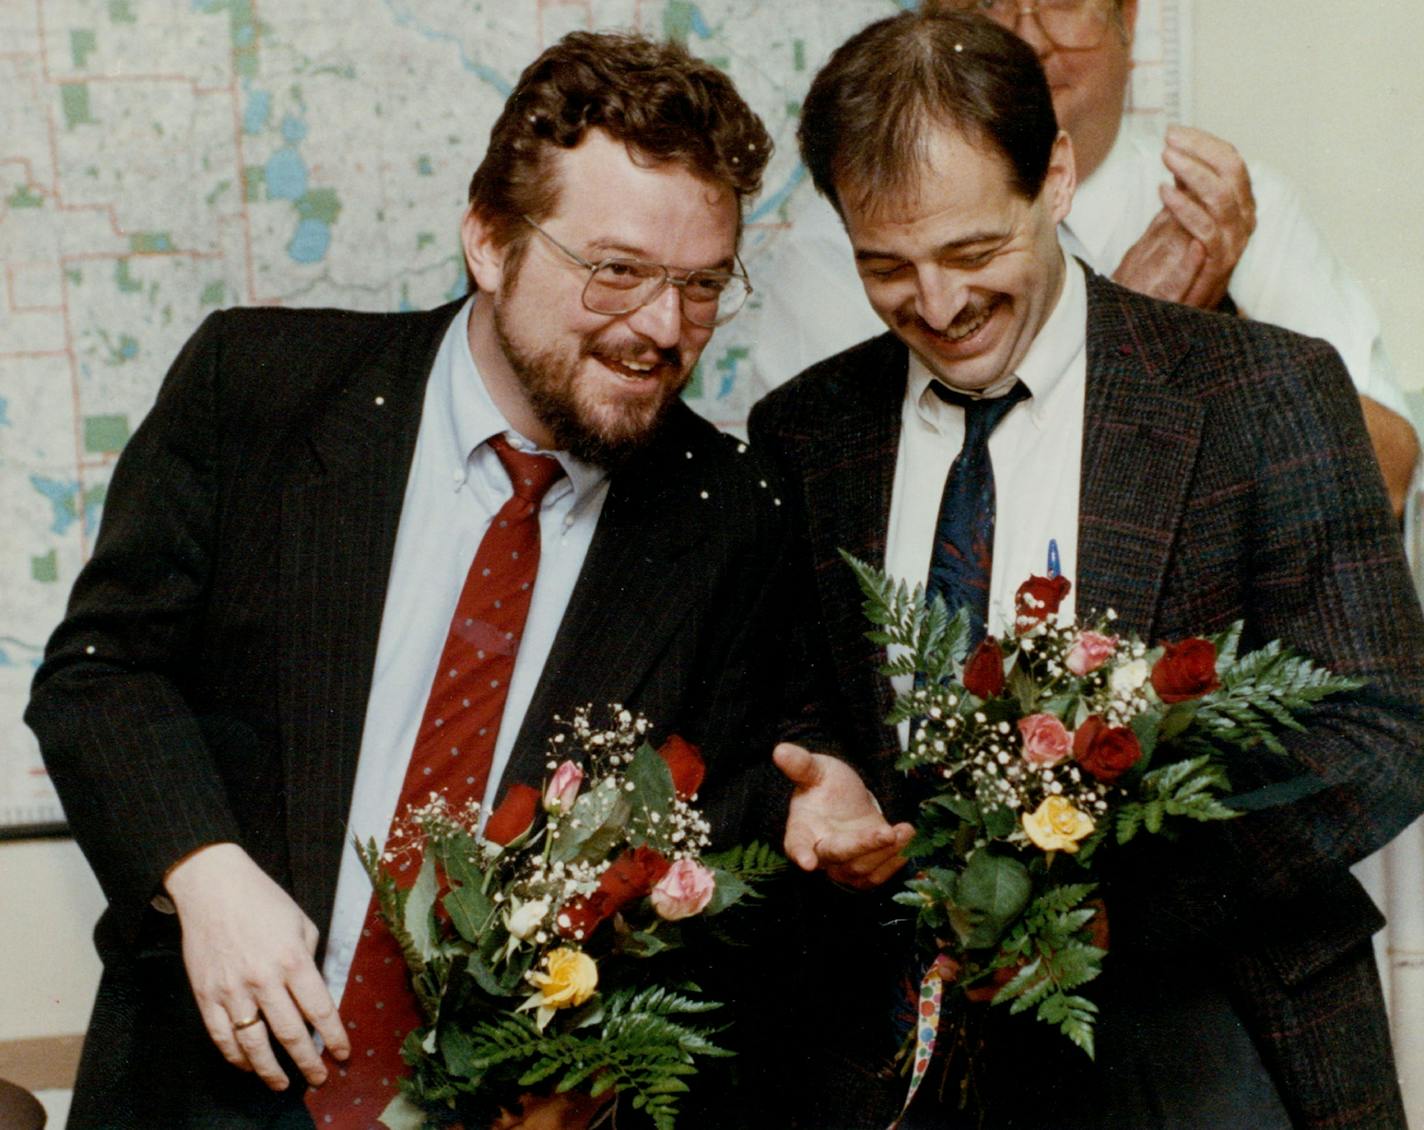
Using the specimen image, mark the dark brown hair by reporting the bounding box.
[467,30,771,254]
[798,10,1058,217]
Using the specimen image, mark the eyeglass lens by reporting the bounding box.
[584,261,748,327]
[950,0,1111,50]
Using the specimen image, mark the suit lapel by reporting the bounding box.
[794,335,907,756]
[1077,272,1206,638]
[500,409,703,792]
[278,303,460,924]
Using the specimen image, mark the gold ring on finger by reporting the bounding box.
[232,1013,263,1031]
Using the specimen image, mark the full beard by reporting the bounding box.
[493,307,685,470]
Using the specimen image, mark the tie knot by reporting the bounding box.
[931,379,1031,442]
[489,435,565,504]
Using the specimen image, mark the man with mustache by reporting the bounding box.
[28,30,785,1130]
[755,0,1419,519]
[750,10,1424,1127]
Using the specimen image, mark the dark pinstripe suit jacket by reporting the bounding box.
[27,300,790,1128]
[748,270,1424,1129]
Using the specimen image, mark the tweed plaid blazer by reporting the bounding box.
[27,300,790,1129]
[748,269,1424,1129]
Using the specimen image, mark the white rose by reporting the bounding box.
[506,898,549,941]
[1109,658,1149,695]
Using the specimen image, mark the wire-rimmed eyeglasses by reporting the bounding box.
[945,0,1115,50]
[522,215,751,329]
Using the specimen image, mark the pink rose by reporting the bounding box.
[1066,631,1117,677]
[543,759,583,813]
[649,858,716,921]
[1017,713,1071,767]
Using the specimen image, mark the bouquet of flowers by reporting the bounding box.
[842,553,1362,1094]
[361,705,784,1130]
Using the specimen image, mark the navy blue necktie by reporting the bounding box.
[926,380,1031,642]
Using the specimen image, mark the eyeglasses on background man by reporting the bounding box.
[942,0,1117,50]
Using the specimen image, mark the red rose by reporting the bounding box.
[558,845,672,939]
[1014,574,1072,629]
[1150,638,1221,703]
[657,734,705,800]
[484,783,541,845]
[963,636,1006,699]
[1072,716,1142,783]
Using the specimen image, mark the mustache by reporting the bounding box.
[585,337,684,371]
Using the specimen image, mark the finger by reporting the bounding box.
[231,1016,290,1091]
[196,998,256,1073]
[772,743,820,788]
[254,983,328,1088]
[1159,182,1218,248]
[783,827,821,872]
[814,822,899,866]
[1165,124,1244,178]
[288,960,349,1062]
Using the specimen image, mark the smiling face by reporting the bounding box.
[464,129,739,465]
[843,124,1075,392]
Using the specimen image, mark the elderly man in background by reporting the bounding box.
[754,0,1419,517]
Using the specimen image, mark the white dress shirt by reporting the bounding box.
[885,253,1087,739]
[321,297,610,1005]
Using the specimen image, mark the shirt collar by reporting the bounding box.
[437,295,607,501]
[907,246,1087,428]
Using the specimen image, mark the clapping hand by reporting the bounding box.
[1113,125,1256,311]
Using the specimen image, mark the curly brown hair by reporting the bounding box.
[467,31,771,260]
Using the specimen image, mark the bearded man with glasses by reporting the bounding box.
[28,30,793,1130]
[755,0,1419,519]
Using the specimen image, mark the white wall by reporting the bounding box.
[0,838,104,1042]
[1192,0,1424,399]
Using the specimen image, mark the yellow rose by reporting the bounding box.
[1022,796,1094,853]
[525,947,598,1027]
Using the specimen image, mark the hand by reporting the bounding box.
[1111,207,1206,305]
[1113,126,1255,310]
[774,743,914,890]
[164,842,349,1091]
[492,1090,611,1129]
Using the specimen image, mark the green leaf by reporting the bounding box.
[981,803,1018,840]
[441,842,495,944]
[703,867,753,915]
[552,777,631,864]
[626,742,676,824]
[954,850,1032,949]
[404,853,438,963]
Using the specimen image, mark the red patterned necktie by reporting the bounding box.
[307,435,565,1128]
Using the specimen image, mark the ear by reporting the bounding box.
[1042,131,1077,226]
[1118,0,1139,46]
[461,206,506,294]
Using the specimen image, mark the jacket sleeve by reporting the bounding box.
[26,312,242,944]
[1118,332,1424,979]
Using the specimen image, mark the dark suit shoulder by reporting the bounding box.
[642,402,787,530]
[1085,270,1349,406]
[750,331,905,442]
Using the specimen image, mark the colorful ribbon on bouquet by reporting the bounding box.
[889,953,960,1128]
